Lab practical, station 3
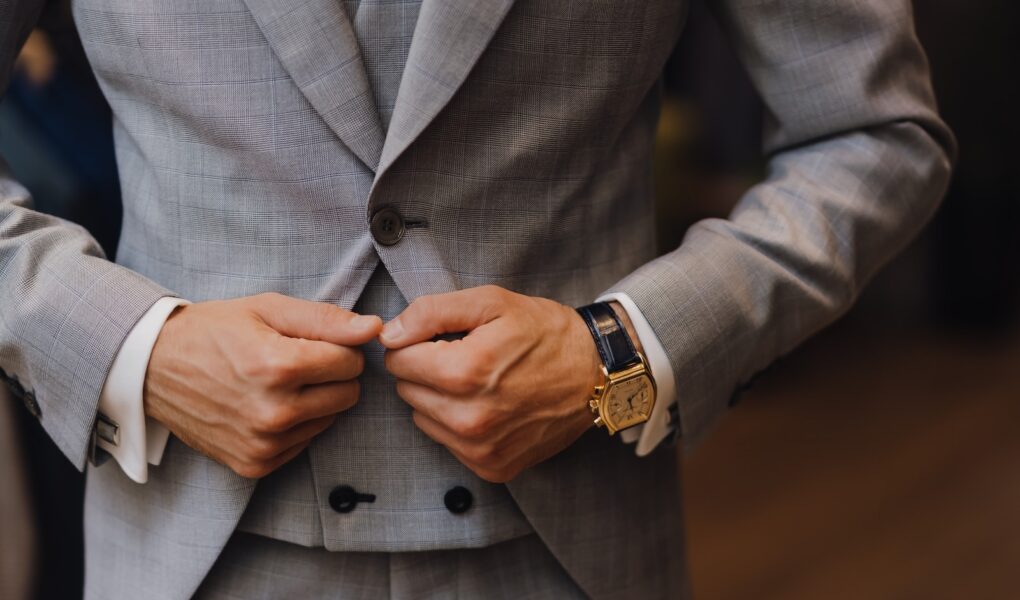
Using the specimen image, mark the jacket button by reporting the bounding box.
[444,486,473,514]
[329,485,375,514]
[370,207,405,246]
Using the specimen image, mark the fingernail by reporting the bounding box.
[351,315,379,331]
[380,318,404,344]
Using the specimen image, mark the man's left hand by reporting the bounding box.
[380,286,603,483]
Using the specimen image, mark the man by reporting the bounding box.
[0,0,953,598]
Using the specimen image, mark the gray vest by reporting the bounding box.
[236,0,533,551]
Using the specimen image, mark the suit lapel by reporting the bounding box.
[241,0,385,171]
[374,0,516,179]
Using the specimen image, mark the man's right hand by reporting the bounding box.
[143,293,381,479]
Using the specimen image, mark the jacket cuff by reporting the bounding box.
[604,254,738,451]
[26,257,174,470]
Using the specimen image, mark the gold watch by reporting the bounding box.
[577,302,656,435]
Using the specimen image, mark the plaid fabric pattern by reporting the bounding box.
[0,0,953,598]
[195,532,589,600]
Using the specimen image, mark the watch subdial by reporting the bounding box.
[608,396,636,423]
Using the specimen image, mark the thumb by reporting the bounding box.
[249,293,382,346]
[380,285,508,349]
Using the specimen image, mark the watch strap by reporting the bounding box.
[577,302,640,373]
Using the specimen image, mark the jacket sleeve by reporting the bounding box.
[605,0,956,448]
[0,0,173,469]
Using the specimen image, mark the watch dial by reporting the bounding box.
[605,375,653,430]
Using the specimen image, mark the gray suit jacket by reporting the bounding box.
[0,0,953,597]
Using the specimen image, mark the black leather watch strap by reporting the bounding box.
[577,302,640,373]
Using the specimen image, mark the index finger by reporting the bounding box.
[383,337,479,393]
[274,335,365,385]
[250,293,382,346]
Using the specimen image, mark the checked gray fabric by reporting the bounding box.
[194,532,587,600]
[235,0,535,552]
[343,0,421,130]
[0,0,953,598]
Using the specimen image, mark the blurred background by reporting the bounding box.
[1,1,1018,598]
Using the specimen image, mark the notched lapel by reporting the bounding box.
[241,0,385,172]
[375,0,517,179]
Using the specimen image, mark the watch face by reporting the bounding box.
[604,374,654,431]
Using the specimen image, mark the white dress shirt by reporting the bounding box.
[96,297,187,483]
[98,295,677,483]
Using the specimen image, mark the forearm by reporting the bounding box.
[0,0,177,468]
[0,174,174,468]
[611,122,952,448]
[610,0,954,448]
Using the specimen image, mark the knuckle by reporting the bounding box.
[314,301,347,329]
[479,285,508,303]
[464,442,498,465]
[471,348,497,377]
[237,349,266,380]
[233,460,270,479]
[246,436,280,461]
[409,294,436,315]
[442,363,485,395]
[256,348,298,384]
[404,298,426,323]
[252,404,293,433]
[312,300,334,321]
[452,408,494,439]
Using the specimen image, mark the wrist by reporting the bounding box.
[142,303,188,421]
[575,301,656,435]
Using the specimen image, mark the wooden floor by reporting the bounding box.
[682,319,1020,600]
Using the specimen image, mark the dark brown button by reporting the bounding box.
[444,486,473,514]
[370,207,405,246]
[329,485,375,513]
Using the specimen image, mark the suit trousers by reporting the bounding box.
[194,531,587,599]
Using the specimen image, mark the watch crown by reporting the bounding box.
[594,416,605,428]
[588,399,600,412]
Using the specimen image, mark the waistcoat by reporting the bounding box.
[235,0,534,551]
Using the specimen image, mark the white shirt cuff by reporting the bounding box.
[96,297,189,483]
[596,292,678,456]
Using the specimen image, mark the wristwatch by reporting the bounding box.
[576,302,656,435]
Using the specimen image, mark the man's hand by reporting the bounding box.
[144,293,382,479]
[380,286,606,483]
